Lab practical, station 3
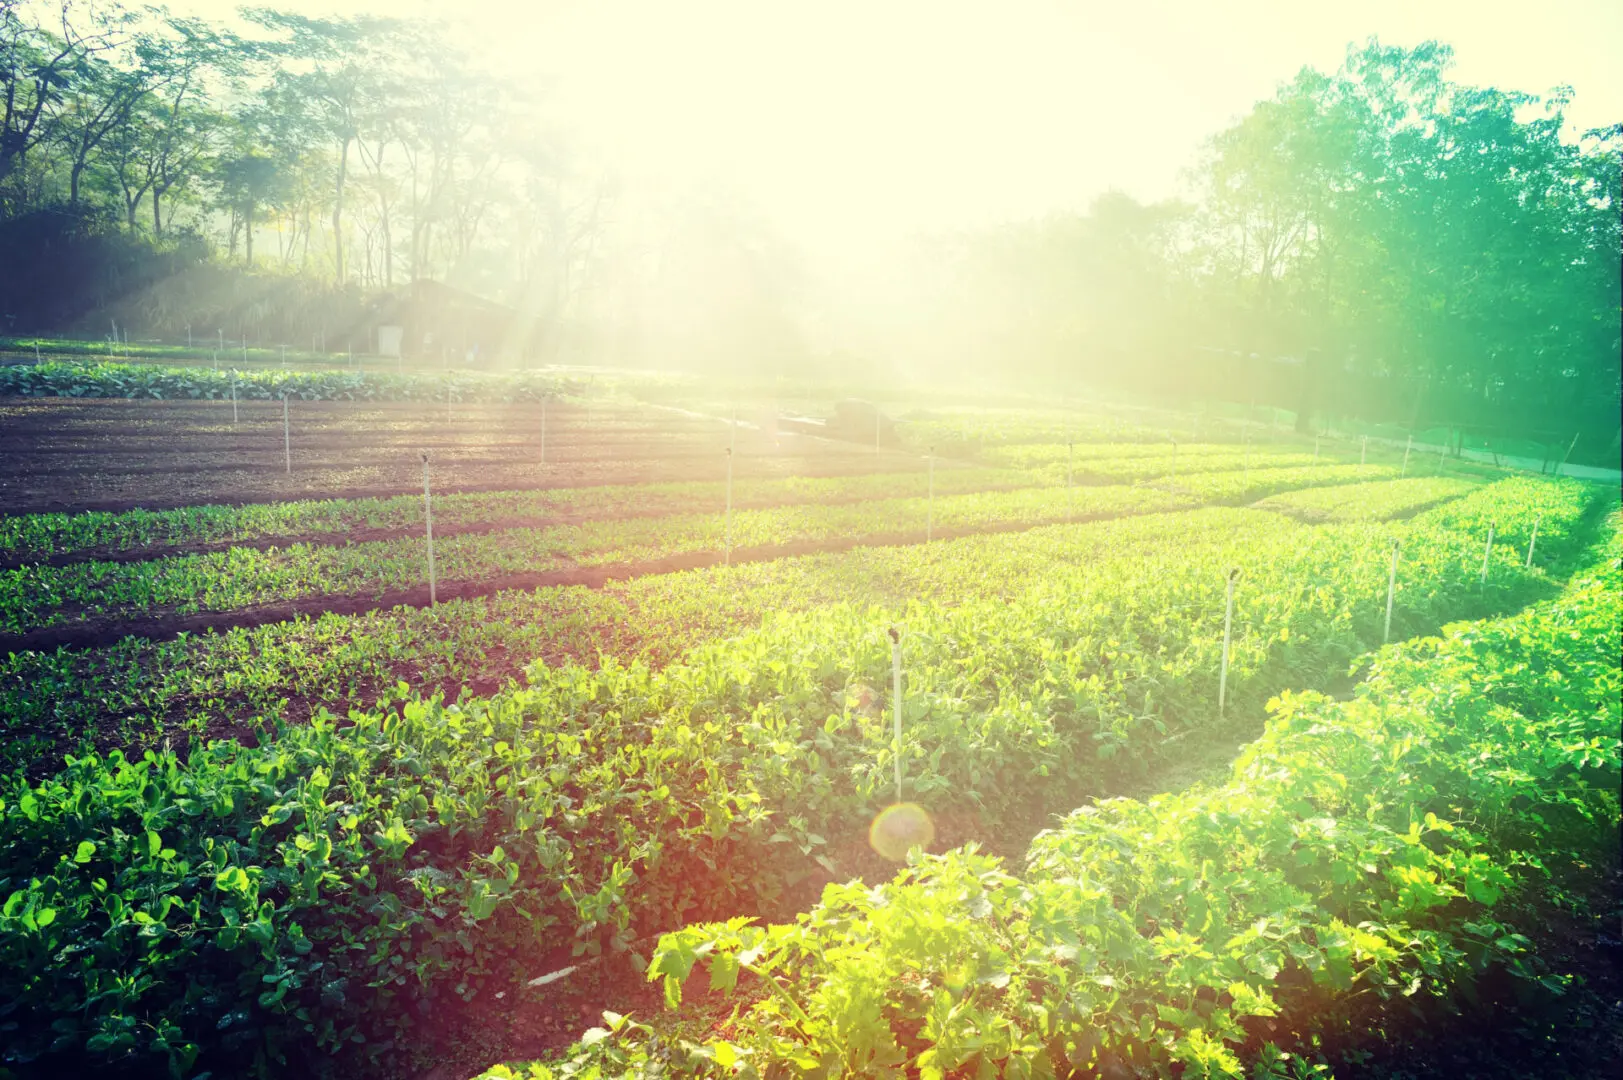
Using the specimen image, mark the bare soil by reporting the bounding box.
[0,397,925,514]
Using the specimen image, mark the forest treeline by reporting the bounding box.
[919,43,1620,456]
[0,2,1618,457]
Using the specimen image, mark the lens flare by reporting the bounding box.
[868,802,935,861]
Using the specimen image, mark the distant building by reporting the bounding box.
[363,280,532,363]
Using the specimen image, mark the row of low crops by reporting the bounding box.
[0,360,597,403]
[895,411,1177,452]
[0,486,1191,634]
[0,463,1405,635]
[528,521,1621,1080]
[0,469,1036,565]
[0,442,1329,567]
[1255,476,1479,522]
[0,479,1596,1077]
[0,475,1453,778]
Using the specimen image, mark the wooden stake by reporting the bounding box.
[282,395,291,473]
[1384,540,1400,643]
[1556,432,1581,474]
[927,447,935,541]
[889,626,903,802]
[1067,441,1074,521]
[1481,524,1495,584]
[1525,515,1540,568]
[1219,568,1240,717]
[422,451,437,606]
[724,447,734,566]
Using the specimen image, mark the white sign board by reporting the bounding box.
[378,325,404,358]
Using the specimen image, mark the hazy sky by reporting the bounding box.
[167,0,1622,259]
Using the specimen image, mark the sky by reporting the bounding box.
[163,0,1623,263]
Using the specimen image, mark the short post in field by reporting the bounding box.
[217,328,223,352]
[230,378,238,423]
[280,344,287,365]
[926,446,935,541]
[33,343,40,361]
[212,351,218,372]
[724,447,734,566]
[1438,435,1448,471]
[1066,441,1074,521]
[540,394,548,464]
[1525,515,1541,567]
[282,394,291,473]
[421,450,437,606]
[1557,432,1580,474]
[241,336,247,364]
[1481,523,1495,583]
[1219,567,1240,717]
[187,325,193,348]
[1361,435,1367,465]
[1384,539,1400,644]
[1401,434,1412,476]
[889,626,903,803]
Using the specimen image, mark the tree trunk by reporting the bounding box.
[245,203,254,266]
[332,136,350,282]
[152,188,161,237]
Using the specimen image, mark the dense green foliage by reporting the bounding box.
[0,481,1591,1076]
[525,520,1620,1080]
[921,48,1620,456]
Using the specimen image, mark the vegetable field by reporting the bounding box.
[0,388,1615,1080]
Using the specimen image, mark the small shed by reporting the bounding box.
[364,280,524,363]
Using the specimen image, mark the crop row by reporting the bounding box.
[0,470,1452,775]
[574,521,1621,1080]
[985,439,1304,470]
[897,412,1157,452]
[2,464,1408,634]
[0,511,1218,777]
[1256,476,1480,522]
[0,483,1199,633]
[1022,448,1326,484]
[0,360,593,403]
[0,468,1035,565]
[0,479,1590,1076]
[0,441,1332,565]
